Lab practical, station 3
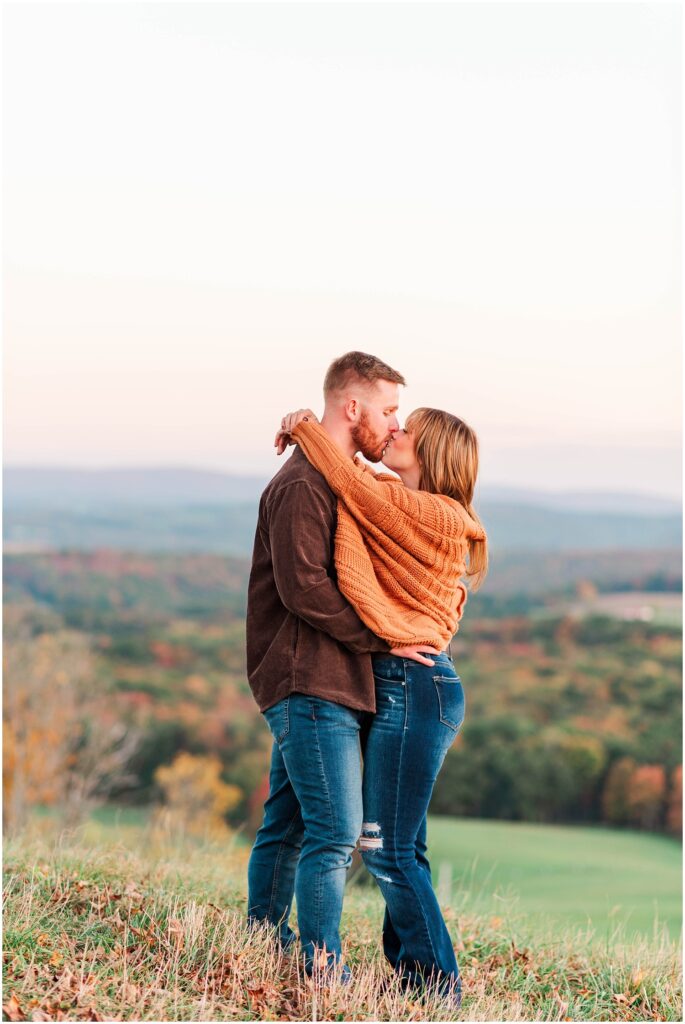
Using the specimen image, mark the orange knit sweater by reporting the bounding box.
[291,419,486,650]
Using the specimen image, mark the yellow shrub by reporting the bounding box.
[153,752,241,840]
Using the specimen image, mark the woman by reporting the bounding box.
[277,405,487,1006]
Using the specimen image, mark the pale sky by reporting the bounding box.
[3,2,682,496]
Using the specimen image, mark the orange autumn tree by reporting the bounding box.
[3,628,81,829]
[3,605,139,832]
[627,764,667,831]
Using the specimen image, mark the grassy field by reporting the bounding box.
[3,813,682,1021]
[84,807,683,950]
[423,816,682,950]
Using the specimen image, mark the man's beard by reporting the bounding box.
[351,410,389,463]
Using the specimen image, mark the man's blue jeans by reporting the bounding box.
[359,651,465,1000]
[247,693,365,974]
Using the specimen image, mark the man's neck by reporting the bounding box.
[319,413,357,458]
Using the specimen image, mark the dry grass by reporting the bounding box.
[2,825,682,1022]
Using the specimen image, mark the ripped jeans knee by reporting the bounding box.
[359,822,397,884]
[358,820,383,852]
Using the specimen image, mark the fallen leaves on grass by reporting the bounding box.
[2,993,25,1021]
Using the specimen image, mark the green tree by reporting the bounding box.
[601,756,638,825]
[666,765,682,838]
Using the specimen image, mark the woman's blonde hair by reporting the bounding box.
[405,407,488,591]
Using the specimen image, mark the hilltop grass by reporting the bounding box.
[2,821,682,1022]
[82,806,683,949]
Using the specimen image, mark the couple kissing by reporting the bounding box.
[245,350,488,1009]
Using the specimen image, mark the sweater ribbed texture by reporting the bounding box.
[291,420,486,650]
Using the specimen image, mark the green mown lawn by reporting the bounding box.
[425,816,682,949]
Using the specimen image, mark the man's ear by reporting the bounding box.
[343,397,360,422]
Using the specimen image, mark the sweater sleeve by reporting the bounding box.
[268,479,391,655]
[291,419,455,543]
[292,420,399,497]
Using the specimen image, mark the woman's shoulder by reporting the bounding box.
[413,490,482,538]
[433,493,486,539]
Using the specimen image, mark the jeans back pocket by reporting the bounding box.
[433,674,465,733]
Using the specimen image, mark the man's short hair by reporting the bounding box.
[323,351,406,398]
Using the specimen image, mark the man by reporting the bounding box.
[246,351,434,979]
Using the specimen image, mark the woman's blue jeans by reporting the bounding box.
[359,650,465,998]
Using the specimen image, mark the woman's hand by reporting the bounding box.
[389,644,437,666]
[274,409,319,455]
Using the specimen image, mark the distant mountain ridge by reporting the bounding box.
[4,466,681,515]
[3,503,682,560]
[3,466,269,507]
[480,486,681,516]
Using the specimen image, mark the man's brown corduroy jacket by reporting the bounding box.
[246,446,390,714]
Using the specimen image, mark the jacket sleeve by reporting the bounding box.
[268,479,390,655]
